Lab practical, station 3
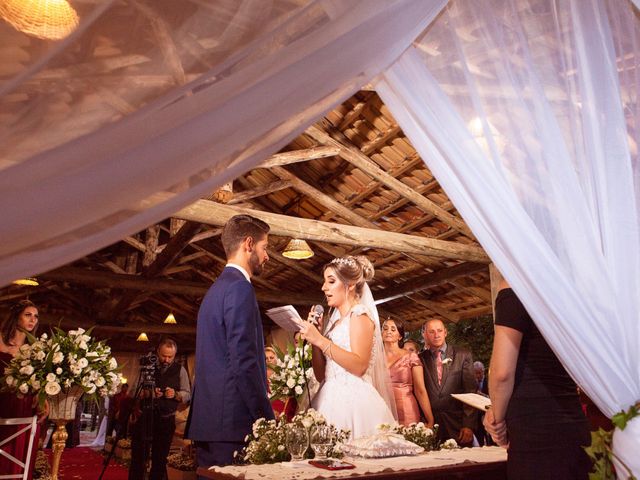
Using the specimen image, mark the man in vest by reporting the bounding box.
[129,337,191,480]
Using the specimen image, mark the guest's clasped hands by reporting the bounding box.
[483,408,508,447]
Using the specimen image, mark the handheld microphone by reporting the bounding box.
[309,304,324,325]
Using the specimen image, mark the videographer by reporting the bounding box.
[129,337,191,480]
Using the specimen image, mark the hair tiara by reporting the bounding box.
[330,257,357,268]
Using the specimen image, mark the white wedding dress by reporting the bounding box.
[312,304,395,440]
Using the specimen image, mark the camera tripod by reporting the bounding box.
[98,368,156,480]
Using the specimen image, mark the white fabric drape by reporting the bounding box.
[0,0,446,286]
[376,0,639,474]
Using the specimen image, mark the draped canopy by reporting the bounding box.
[1,0,638,474]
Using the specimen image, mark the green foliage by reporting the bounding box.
[444,315,494,366]
[584,403,639,480]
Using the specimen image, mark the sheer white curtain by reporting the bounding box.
[376,0,639,473]
[0,0,446,286]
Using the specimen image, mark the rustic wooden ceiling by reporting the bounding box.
[1,90,493,353]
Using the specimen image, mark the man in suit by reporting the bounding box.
[473,360,492,446]
[419,319,477,447]
[185,214,274,474]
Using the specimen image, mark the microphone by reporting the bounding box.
[309,304,324,326]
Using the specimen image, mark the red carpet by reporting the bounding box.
[45,447,128,480]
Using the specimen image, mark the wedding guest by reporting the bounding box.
[382,319,434,427]
[265,346,296,421]
[473,360,491,445]
[403,339,421,354]
[299,255,396,439]
[474,361,488,395]
[484,279,590,479]
[0,300,48,480]
[186,215,274,472]
[419,319,477,447]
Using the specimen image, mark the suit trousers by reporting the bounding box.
[195,440,244,479]
[129,412,176,480]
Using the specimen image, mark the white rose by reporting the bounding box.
[5,375,15,387]
[108,358,118,370]
[46,373,57,382]
[35,350,46,361]
[70,365,82,376]
[95,376,106,387]
[277,445,285,451]
[77,358,89,369]
[19,365,34,376]
[45,381,61,395]
[56,367,62,375]
[52,352,64,364]
[294,386,303,396]
[78,341,88,350]
[41,333,48,340]
[86,384,96,394]
[19,344,30,354]
[19,383,29,394]
[286,378,296,389]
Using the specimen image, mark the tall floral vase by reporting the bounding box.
[48,386,84,480]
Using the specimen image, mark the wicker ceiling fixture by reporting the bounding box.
[136,332,149,342]
[164,312,177,324]
[282,238,314,260]
[0,0,79,40]
[12,277,39,286]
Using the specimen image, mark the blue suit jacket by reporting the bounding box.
[185,267,274,442]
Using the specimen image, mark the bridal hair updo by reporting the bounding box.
[324,255,374,299]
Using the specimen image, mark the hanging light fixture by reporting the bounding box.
[212,182,233,204]
[0,0,80,40]
[164,313,177,324]
[282,238,314,259]
[136,332,149,342]
[12,277,39,286]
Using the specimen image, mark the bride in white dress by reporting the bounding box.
[299,255,396,440]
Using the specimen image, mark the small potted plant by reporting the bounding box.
[166,448,197,480]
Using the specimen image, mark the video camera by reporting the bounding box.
[139,351,158,388]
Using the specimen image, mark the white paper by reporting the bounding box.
[451,393,491,411]
[265,305,305,332]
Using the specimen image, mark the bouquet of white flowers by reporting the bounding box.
[268,343,312,402]
[1,327,123,405]
[238,408,350,465]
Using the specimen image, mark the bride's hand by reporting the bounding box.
[298,321,324,348]
[306,306,325,331]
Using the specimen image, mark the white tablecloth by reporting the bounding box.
[208,446,507,480]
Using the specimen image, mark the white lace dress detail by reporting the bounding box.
[312,304,395,440]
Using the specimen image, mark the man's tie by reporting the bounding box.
[436,350,443,385]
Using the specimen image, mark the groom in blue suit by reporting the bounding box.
[186,214,274,473]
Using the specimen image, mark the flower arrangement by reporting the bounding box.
[238,408,350,465]
[167,451,197,471]
[377,422,456,452]
[268,343,313,402]
[1,327,123,405]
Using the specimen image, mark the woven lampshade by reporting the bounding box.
[164,313,177,324]
[136,332,149,342]
[12,277,39,286]
[282,238,314,259]
[0,0,79,40]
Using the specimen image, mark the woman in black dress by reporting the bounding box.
[484,280,591,479]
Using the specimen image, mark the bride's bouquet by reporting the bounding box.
[1,327,123,405]
[268,343,313,402]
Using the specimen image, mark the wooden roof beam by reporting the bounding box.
[305,125,475,240]
[39,267,322,305]
[174,199,489,263]
[374,262,488,305]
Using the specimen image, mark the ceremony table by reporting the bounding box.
[198,446,507,480]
